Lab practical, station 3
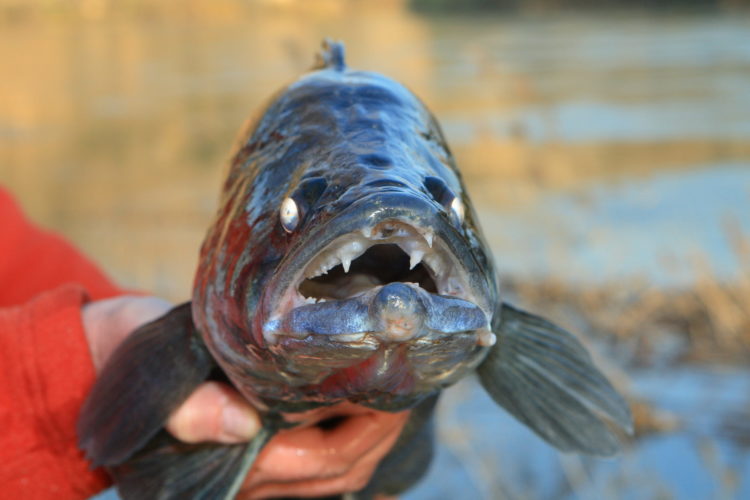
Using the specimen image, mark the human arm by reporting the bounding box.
[0,188,407,498]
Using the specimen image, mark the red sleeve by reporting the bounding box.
[0,188,121,498]
[0,286,112,498]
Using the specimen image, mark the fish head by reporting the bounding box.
[194,59,499,413]
[261,184,497,410]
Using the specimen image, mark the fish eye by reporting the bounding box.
[280,197,299,233]
[450,196,465,224]
[279,177,327,234]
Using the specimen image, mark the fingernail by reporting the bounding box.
[221,405,261,442]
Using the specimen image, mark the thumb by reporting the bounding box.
[82,295,173,372]
[165,381,262,444]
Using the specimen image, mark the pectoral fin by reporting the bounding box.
[78,302,215,466]
[477,303,633,456]
[111,426,277,500]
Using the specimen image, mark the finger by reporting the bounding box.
[242,412,406,499]
[108,296,173,336]
[82,295,173,371]
[258,410,407,478]
[240,409,409,498]
[165,381,261,444]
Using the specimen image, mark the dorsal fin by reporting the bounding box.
[313,38,346,72]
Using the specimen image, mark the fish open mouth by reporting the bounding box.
[297,220,467,301]
[299,242,437,300]
[284,220,467,305]
[264,218,491,347]
[255,193,496,405]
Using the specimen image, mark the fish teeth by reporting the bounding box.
[424,254,442,277]
[409,249,424,270]
[302,223,450,296]
[341,255,352,273]
[338,239,365,273]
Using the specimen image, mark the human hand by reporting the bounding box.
[82,295,409,498]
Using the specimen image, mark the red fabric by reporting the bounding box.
[0,188,120,499]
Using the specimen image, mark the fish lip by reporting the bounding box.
[259,191,493,345]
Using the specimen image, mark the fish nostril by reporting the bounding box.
[359,153,393,168]
[424,176,463,225]
[423,176,451,204]
[294,177,328,205]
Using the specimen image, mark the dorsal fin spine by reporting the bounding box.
[314,39,346,72]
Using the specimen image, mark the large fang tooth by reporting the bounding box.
[424,231,433,248]
[409,249,424,270]
[342,255,352,273]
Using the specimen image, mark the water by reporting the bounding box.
[2,1,750,498]
[409,368,750,500]
[480,163,750,286]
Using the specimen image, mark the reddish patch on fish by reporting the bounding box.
[314,346,416,399]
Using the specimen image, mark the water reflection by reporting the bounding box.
[480,164,750,286]
[2,1,750,499]
[412,370,750,499]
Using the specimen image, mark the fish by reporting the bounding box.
[78,40,633,500]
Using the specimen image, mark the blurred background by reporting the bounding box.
[2,0,750,498]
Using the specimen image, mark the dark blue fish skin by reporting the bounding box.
[193,44,498,413]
